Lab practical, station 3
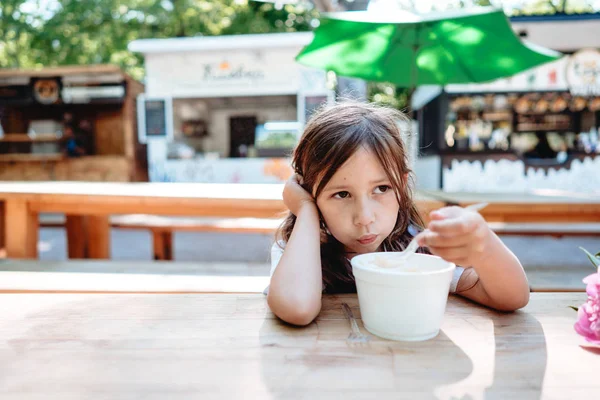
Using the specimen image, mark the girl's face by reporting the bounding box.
[316,147,400,258]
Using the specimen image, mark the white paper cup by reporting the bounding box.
[351,252,455,341]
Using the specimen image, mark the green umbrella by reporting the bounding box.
[296,6,561,87]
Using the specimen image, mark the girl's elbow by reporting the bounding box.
[281,307,319,326]
[494,291,530,312]
[267,292,321,326]
[513,290,530,310]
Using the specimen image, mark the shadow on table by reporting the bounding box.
[258,306,473,400]
[485,311,547,400]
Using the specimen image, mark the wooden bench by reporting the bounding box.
[523,263,589,292]
[40,215,283,261]
[39,215,600,260]
[44,216,600,254]
[487,222,600,238]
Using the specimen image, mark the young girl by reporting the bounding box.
[267,101,529,326]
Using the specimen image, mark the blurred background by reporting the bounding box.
[1,1,598,280]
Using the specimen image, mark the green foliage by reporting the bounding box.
[256,131,298,148]
[2,0,597,83]
[368,82,410,112]
[0,0,318,80]
[510,0,597,16]
[580,247,600,269]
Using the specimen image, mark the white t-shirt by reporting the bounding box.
[268,241,465,293]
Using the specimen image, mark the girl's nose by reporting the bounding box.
[354,198,375,226]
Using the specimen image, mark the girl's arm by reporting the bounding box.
[418,207,530,312]
[454,232,529,312]
[267,176,323,326]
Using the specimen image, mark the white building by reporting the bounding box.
[128,32,333,183]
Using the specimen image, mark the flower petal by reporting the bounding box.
[583,273,600,297]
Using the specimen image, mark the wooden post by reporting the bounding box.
[86,215,110,259]
[5,199,38,258]
[0,201,5,257]
[66,215,87,259]
[153,230,173,261]
[66,215,110,259]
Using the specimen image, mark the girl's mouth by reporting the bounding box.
[357,234,377,245]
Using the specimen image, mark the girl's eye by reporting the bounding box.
[333,191,350,199]
[375,185,391,194]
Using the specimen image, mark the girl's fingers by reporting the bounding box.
[419,231,473,248]
[428,211,446,221]
[427,245,471,265]
[428,213,480,235]
[429,206,462,221]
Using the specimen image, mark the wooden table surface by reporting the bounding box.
[0,292,597,399]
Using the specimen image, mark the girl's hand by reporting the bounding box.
[416,206,492,268]
[283,173,315,216]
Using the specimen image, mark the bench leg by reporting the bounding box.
[153,231,173,261]
[66,216,87,259]
[0,201,4,258]
[5,199,38,259]
[66,215,111,259]
[87,216,110,259]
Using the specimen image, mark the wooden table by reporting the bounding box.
[2,182,599,260]
[423,189,600,223]
[0,292,597,399]
[0,182,444,260]
[0,182,282,259]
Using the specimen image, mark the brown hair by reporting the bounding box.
[276,101,427,293]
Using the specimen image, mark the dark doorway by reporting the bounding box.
[229,116,257,157]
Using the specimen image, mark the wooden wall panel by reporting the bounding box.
[95,110,124,155]
[0,163,53,180]
[55,156,130,181]
[0,156,131,181]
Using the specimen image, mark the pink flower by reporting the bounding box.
[584,272,600,297]
[574,272,600,345]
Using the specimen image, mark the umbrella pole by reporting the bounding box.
[408,22,421,118]
[408,44,418,118]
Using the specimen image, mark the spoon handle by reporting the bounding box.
[465,202,489,212]
[401,202,488,258]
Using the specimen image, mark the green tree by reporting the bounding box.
[0,0,43,69]
[0,0,318,79]
[509,0,597,15]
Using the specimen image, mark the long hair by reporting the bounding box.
[276,101,427,293]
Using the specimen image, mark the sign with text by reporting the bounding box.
[447,49,600,97]
[146,48,302,97]
[62,85,125,104]
[566,49,600,96]
[202,61,265,82]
